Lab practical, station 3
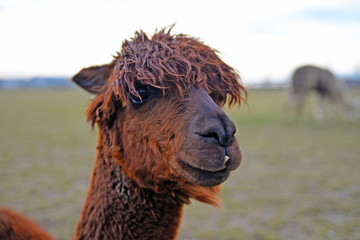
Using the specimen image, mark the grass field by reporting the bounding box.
[1,89,360,240]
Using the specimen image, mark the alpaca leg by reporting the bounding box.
[294,92,306,120]
[314,94,325,124]
[340,95,359,122]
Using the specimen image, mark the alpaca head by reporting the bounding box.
[73,28,247,206]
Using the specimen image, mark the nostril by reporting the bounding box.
[196,129,232,146]
[194,115,236,146]
[196,126,235,146]
[198,132,220,142]
[229,128,236,140]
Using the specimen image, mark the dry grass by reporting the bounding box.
[1,89,360,239]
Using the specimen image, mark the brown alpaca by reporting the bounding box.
[0,207,53,240]
[0,28,247,240]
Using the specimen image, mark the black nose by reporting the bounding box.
[196,115,236,146]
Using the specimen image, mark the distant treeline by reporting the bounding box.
[249,72,360,89]
[0,72,359,89]
[343,74,360,86]
[0,77,75,89]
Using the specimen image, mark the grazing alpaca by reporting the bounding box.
[0,28,247,240]
[285,65,358,123]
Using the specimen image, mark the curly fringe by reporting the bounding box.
[108,28,247,107]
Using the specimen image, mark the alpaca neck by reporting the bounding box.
[73,145,184,240]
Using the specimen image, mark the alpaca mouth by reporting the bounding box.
[178,158,231,187]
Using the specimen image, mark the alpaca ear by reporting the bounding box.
[72,64,112,94]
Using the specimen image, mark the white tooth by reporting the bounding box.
[224,155,230,163]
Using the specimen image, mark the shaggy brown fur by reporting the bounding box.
[0,207,53,240]
[0,28,247,240]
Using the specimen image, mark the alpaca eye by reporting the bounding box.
[129,84,157,106]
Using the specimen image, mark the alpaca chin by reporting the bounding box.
[174,147,242,187]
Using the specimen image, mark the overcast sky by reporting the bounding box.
[1,0,360,84]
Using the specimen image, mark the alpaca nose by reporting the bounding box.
[196,115,236,147]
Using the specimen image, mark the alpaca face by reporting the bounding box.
[119,85,242,188]
[73,29,247,193]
